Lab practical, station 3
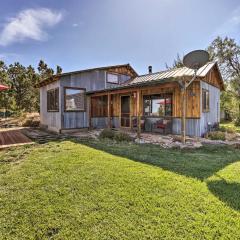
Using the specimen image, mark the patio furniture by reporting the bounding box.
[153,119,172,134]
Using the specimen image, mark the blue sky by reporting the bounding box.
[0,0,240,75]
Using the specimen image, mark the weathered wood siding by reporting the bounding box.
[90,81,203,136]
[200,81,220,136]
[100,81,201,119]
[58,70,132,129]
[202,65,223,89]
[59,71,106,129]
[40,81,61,132]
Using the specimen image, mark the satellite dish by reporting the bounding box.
[183,50,209,70]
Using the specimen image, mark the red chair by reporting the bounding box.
[153,119,172,134]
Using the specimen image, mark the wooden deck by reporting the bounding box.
[0,129,33,148]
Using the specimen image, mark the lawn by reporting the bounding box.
[0,140,240,239]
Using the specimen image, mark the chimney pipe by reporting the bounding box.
[148,66,152,74]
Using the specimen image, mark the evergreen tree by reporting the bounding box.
[38,60,54,80]
[56,65,63,75]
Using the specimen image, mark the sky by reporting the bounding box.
[0,0,240,75]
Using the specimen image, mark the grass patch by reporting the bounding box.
[0,140,240,239]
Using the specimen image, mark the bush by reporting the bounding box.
[99,129,132,142]
[22,118,40,127]
[225,128,235,134]
[208,131,226,141]
[114,131,132,142]
[218,126,235,134]
[234,116,240,127]
[99,129,115,139]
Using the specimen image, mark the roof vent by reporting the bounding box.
[148,66,152,74]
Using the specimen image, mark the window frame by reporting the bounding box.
[47,88,59,112]
[106,72,119,84]
[143,93,173,117]
[64,87,86,112]
[202,88,210,112]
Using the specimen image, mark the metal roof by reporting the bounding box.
[125,62,216,86]
[87,61,224,94]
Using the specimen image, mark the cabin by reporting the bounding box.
[37,62,224,137]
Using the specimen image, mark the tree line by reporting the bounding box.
[167,36,240,126]
[0,60,62,114]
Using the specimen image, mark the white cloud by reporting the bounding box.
[0,8,63,46]
[72,23,79,27]
[214,7,240,37]
[72,21,84,28]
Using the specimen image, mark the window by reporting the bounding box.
[202,89,209,112]
[107,73,119,84]
[91,95,108,117]
[143,94,172,117]
[47,88,59,112]
[65,88,85,111]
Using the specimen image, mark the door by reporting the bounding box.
[121,96,130,127]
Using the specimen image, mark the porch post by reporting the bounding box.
[181,81,186,144]
[137,89,141,138]
[107,93,111,128]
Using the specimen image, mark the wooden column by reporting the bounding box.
[181,82,186,144]
[107,93,111,128]
[137,90,141,138]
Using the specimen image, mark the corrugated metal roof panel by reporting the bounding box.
[126,62,216,86]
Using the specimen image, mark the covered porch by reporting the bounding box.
[88,80,201,136]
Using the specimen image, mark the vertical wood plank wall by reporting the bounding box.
[100,81,201,119]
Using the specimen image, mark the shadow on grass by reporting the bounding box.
[75,139,240,181]
[207,179,240,211]
[37,137,240,211]
[77,139,240,211]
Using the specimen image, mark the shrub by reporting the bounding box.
[218,126,226,132]
[234,116,240,127]
[22,118,40,127]
[207,131,226,141]
[218,126,235,134]
[99,129,115,139]
[114,131,132,142]
[225,128,235,134]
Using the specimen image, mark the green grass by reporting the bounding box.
[0,140,240,239]
[220,121,240,133]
